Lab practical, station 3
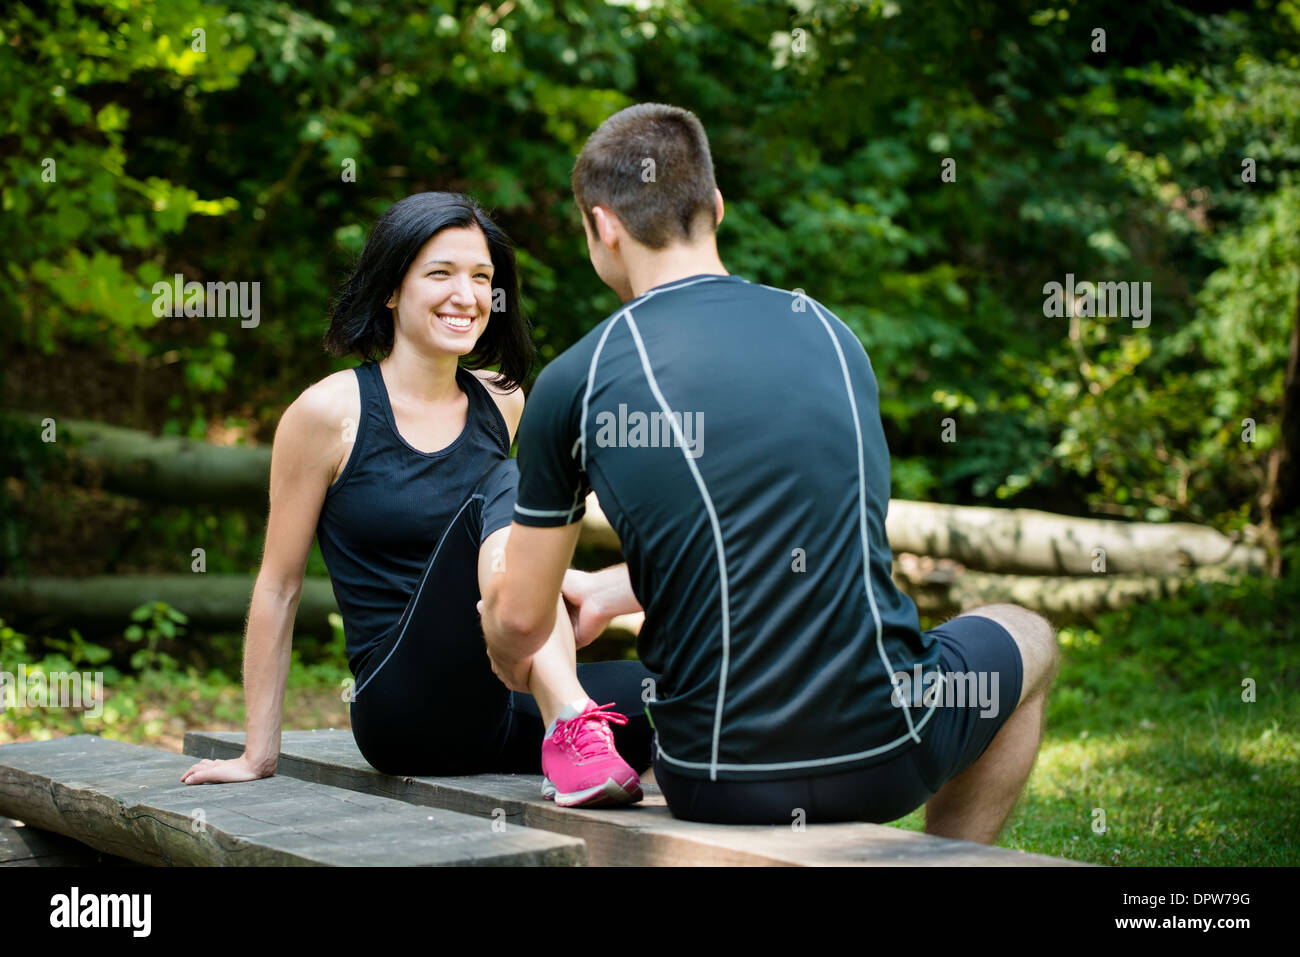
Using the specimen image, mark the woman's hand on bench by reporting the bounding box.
[180,753,270,785]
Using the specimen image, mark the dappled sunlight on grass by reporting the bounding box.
[893,689,1297,865]
[1,666,351,755]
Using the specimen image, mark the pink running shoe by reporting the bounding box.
[540,700,643,807]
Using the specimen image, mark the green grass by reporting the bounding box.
[894,571,1300,865]
[894,702,1296,865]
[0,664,353,753]
[4,569,1297,866]
[0,616,353,753]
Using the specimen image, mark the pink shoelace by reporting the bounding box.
[560,702,629,760]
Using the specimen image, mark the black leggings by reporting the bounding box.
[348,458,656,777]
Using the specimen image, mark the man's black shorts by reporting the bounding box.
[653,614,1026,824]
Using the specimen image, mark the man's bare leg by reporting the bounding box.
[479,526,586,729]
[923,603,1061,844]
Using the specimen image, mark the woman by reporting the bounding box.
[181,192,654,807]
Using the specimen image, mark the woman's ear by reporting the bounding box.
[385,289,397,309]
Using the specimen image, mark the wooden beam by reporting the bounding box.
[185,729,1085,867]
[0,817,130,867]
[0,735,584,866]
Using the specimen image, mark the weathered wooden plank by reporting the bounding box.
[0,736,584,867]
[0,818,133,867]
[186,729,1086,867]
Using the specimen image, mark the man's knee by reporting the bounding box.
[958,603,1060,701]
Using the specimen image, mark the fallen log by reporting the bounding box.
[16,414,1265,575]
[0,574,338,637]
[893,559,1244,624]
[0,562,1247,636]
[0,574,646,647]
[36,417,272,508]
[884,499,1263,576]
[583,495,1264,576]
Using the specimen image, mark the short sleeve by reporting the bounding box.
[513,360,591,527]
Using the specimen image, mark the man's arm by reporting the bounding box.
[482,345,596,687]
[481,520,582,687]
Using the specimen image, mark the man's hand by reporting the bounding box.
[478,599,536,692]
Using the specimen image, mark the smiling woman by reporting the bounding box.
[322,191,532,388]
[179,192,656,807]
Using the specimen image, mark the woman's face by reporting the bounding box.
[387,225,495,360]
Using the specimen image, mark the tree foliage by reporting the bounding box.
[2,0,1297,540]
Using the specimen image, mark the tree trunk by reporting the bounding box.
[0,575,337,637]
[893,561,1242,625]
[20,415,1267,576]
[582,494,1265,575]
[41,417,272,508]
[0,565,1244,636]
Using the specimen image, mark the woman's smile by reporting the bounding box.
[436,311,477,332]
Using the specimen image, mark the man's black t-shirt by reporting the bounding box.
[513,273,943,782]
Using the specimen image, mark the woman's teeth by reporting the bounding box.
[439,314,473,329]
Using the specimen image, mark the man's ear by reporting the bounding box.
[592,205,621,250]
[714,188,725,228]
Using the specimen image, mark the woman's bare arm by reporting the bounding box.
[182,374,355,783]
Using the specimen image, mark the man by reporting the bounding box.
[481,103,1060,842]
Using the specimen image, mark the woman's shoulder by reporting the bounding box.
[277,368,362,441]
[468,368,524,439]
[468,367,521,396]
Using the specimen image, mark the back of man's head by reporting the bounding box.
[572,103,718,249]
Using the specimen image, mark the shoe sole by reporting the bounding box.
[541,774,643,808]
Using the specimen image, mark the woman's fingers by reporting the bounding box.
[180,756,260,785]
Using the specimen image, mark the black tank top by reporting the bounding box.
[316,361,510,674]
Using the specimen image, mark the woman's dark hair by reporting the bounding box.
[325,192,536,389]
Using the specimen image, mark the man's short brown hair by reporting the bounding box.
[571,103,718,249]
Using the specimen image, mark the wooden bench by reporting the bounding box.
[0,816,136,867]
[0,735,584,866]
[186,729,1085,866]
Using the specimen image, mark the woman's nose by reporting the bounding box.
[448,275,475,306]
